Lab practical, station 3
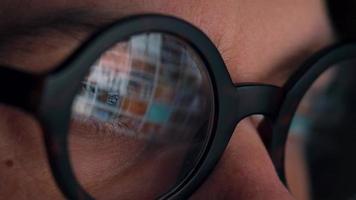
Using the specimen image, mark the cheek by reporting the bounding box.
[0,106,65,199]
[69,129,190,199]
[0,105,192,199]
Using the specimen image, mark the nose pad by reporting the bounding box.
[0,104,63,199]
[190,117,294,200]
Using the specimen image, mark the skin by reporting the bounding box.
[0,0,335,199]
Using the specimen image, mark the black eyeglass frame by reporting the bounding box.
[0,14,356,200]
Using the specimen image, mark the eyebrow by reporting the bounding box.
[0,8,119,41]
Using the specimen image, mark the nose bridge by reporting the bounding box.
[233,84,285,122]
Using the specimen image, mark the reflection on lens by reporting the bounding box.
[69,33,214,199]
[285,59,356,200]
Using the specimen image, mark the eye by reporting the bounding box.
[68,32,215,199]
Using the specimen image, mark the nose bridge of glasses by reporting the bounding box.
[228,84,285,149]
[0,66,43,112]
[232,84,285,121]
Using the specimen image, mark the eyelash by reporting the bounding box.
[71,114,142,139]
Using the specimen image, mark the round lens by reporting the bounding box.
[69,33,214,199]
[285,59,356,200]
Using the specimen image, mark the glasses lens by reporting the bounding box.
[285,59,356,200]
[68,33,214,199]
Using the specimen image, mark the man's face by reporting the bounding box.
[0,0,334,199]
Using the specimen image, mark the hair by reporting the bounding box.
[326,0,356,40]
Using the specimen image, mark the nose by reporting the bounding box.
[190,117,295,200]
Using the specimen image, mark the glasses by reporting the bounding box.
[1,14,356,200]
